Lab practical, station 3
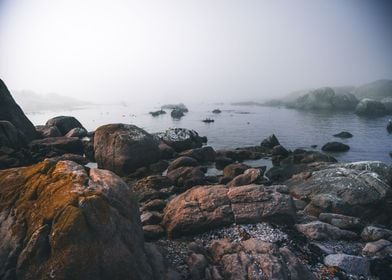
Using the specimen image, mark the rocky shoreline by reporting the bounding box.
[1,79,392,279]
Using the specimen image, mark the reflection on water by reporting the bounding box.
[27,102,392,164]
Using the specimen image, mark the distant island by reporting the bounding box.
[243,79,392,116]
[11,90,91,113]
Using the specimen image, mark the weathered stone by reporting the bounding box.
[29,136,84,161]
[141,211,163,226]
[156,128,204,152]
[324,254,370,276]
[362,239,392,258]
[361,226,392,242]
[166,166,206,190]
[179,146,216,162]
[167,156,199,173]
[227,168,263,187]
[318,213,362,230]
[162,184,296,237]
[143,225,165,241]
[94,124,160,176]
[287,162,392,224]
[0,120,27,149]
[209,239,316,280]
[296,221,357,240]
[260,134,280,149]
[0,160,153,280]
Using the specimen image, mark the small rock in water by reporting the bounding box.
[212,109,221,114]
[321,141,350,152]
[333,131,353,138]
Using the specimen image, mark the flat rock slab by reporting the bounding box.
[162,184,296,238]
[324,254,370,276]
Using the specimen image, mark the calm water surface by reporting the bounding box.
[26,102,392,164]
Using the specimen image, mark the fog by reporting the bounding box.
[0,0,391,104]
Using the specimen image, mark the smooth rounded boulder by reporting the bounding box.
[46,116,85,135]
[0,160,153,280]
[321,142,350,152]
[94,124,160,176]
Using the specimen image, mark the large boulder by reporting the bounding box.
[155,128,205,152]
[0,160,153,280]
[290,87,358,111]
[29,136,84,161]
[94,124,160,176]
[201,239,316,280]
[355,98,387,116]
[286,161,392,224]
[35,125,62,138]
[46,116,85,135]
[0,79,37,141]
[162,184,296,237]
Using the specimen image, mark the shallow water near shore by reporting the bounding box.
[27,102,392,164]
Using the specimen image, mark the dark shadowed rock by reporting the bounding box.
[179,146,216,162]
[149,110,166,117]
[94,124,160,176]
[355,98,387,116]
[29,136,84,161]
[0,79,37,141]
[166,166,206,190]
[50,153,89,165]
[65,127,88,138]
[215,156,234,170]
[0,120,27,148]
[212,109,221,114]
[158,142,176,159]
[260,134,280,149]
[0,160,153,280]
[46,116,85,135]
[318,213,362,230]
[322,142,350,152]
[156,128,204,152]
[167,156,199,172]
[171,109,184,119]
[333,131,353,138]
[223,163,251,178]
[35,125,62,138]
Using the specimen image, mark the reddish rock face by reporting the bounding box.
[0,160,153,280]
[162,184,296,238]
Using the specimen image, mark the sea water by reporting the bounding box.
[26,102,392,164]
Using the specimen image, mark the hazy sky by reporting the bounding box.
[0,0,391,103]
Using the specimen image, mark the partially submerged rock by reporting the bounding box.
[321,142,350,152]
[156,128,205,152]
[333,131,353,138]
[355,98,387,116]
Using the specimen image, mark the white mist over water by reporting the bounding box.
[0,0,391,103]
